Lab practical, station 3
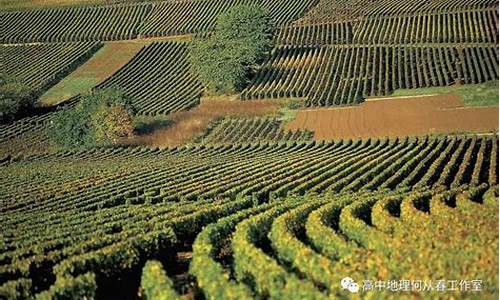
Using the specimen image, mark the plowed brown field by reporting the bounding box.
[286,94,498,140]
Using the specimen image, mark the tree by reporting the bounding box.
[0,75,36,123]
[47,88,135,148]
[190,5,274,95]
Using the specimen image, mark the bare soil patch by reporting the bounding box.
[286,94,498,140]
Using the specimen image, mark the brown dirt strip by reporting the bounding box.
[286,94,498,140]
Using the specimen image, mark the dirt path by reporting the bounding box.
[286,94,498,140]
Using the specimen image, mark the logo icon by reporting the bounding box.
[341,277,360,293]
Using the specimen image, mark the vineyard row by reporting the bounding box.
[0,42,101,96]
[1,136,497,217]
[298,0,497,24]
[278,7,499,46]
[199,117,313,144]
[242,44,499,105]
[1,185,496,298]
[0,0,316,43]
[96,41,203,116]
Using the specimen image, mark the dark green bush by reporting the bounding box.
[0,75,36,123]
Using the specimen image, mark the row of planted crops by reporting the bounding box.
[0,0,317,43]
[1,170,497,298]
[1,136,498,214]
[2,1,498,116]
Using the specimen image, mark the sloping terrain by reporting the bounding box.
[95,41,203,116]
[0,0,138,10]
[0,0,499,298]
[200,117,313,144]
[0,137,498,297]
[0,0,317,43]
[243,2,499,106]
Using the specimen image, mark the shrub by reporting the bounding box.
[47,88,134,147]
[140,260,180,300]
[48,106,93,147]
[91,105,134,143]
[284,99,303,110]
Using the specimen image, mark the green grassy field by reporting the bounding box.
[39,42,146,106]
[391,81,499,107]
